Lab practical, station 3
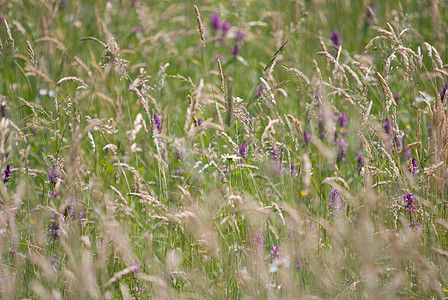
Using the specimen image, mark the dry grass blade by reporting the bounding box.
[104,265,141,288]
[287,114,302,134]
[57,76,88,89]
[376,72,397,110]
[282,66,310,86]
[193,5,205,45]
[322,177,350,191]
[432,248,448,260]
[35,36,67,51]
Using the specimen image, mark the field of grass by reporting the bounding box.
[0,0,448,298]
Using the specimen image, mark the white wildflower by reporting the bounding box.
[268,257,290,273]
[221,153,241,162]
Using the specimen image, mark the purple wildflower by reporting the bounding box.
[394,134,402,152]
[153,113,162,132]
[0,103,8,117]
[235,31,245,42]
[253,233,264,249]
[357,153,364,172]
[271,147,281,161]
[318,111,324,126]
[366,5,376,25]
[132,260,142,275]
[48,214,61,239]
[441,83,447,101]
[48,164,61,185]
[197,118,204,126]
[219,166,229,183]
[317,111,329,138]
[337,113,348,127]
[403,192,417,212]
[2,164,13,183]
[49,191,59,198]
[64,197,76,220]
[9,248,16,254]
[409,158,418,175]
[175,168,184,175]
[328,188,343,215]
[210,12,222,31]
[336,138,347,162]
[239,141,248,159]
[174,150,182,160]
[291,164,297,176]
[383,117,393,136]
[50,255,57,264]
[330,30,342,47]
[393,92,400,102]
[131,27,142,34]
[303,130,311,144]
[270,245,282,262]
[256,85,264,98]
[231,44,242,56]
[295,253,303,269]
[222,22,231,34]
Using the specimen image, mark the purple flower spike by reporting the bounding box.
[291,164,297,176]
[403,192,417,212]
[153,113,162,132]
[409,158,418,175]
[239,141,248,159]
[393,92,400,102]
[337,113,348,127]
[48,164,61,185]
[222,22,231,34]
[366,5,376,25]
[336,138,347,162]
[235,31,245,42]
[304,130,311,144]
[383,117,393,136]
[2,164,13,183]
[131,27,142,34]
[231,44,242,56]
[394,134,402,152]
[441,83,447,101]
[210,12,222,31]
[330,30,342,47]
[48,214,61,239]
[328,188,343,216]
[256,85,264,98]
[271,147,281,161]
[295,253,303,269]
[270,245,282,262]
[357,153,364,172]
[253,233,264,249]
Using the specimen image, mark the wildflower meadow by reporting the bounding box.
[0,0,448,298]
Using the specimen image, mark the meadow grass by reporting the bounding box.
[0,0,447,298]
